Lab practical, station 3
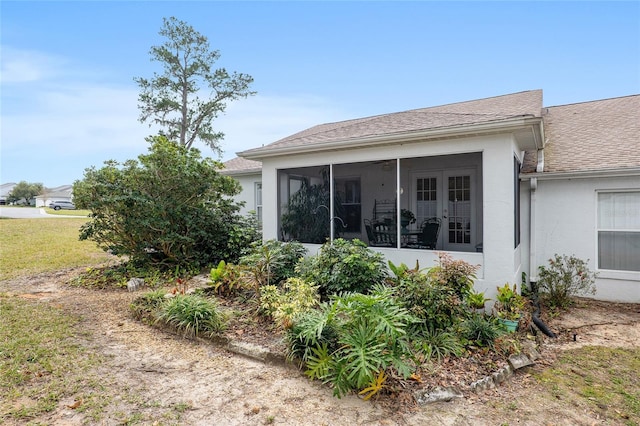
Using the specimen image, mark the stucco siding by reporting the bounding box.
[232,173,262,216]
[528,176,640,303]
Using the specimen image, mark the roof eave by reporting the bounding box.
[220,168,262,177]
[239,117,543,160]
[520,167,640,181]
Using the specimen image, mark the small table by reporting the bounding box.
[400,229,421,247]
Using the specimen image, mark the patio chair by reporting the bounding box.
[364,219,395,247]
[414,217,441,249]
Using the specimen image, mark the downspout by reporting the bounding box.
[528,146,557,338]
[529,176,538,284]
[529,147,545,283]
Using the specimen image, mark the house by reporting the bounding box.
[221,157,263,220]
[34,185,73,207]
[229,90,639,303]
[0,182,17,205]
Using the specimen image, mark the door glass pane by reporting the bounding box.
[416,177,437,223]
[448,175,471,244]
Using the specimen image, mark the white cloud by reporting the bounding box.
[1,46,350,185]
[0,47,65,83]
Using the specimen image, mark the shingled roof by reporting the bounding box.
[521,95,640,174]
[221,156,262,175]
[240,90,543,156]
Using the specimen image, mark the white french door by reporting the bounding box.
[412,169,476,252]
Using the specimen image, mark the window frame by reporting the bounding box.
[595,190,640,276]
[255,182,262,223]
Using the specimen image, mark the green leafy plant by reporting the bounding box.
[388,260,469,331]
[460,315,504,348]
[240,240,307,288]
[297,239,387,299]
[157,294,225,338]
[260,278,320,329]
[412,325,463,362]
[280,169,332,244]
[537,254,597,309]
[467,291,490,310]
[209,260,247,297]
[493,283,526,320]
[286,287,418,398]
[427,252,479,300]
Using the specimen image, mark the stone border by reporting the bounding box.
[414,344,541,405]
[204,330,543,406]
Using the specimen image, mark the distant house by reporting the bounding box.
[0,182,16,205]
[227,90,639,303]
[35,185,73,208]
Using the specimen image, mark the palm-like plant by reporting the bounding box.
[286,286,418,397]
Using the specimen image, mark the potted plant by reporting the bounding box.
[467,291,490,314]
[493,283,526,332]
[400,209,416,230]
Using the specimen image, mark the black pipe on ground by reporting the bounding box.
[529,282,557,338]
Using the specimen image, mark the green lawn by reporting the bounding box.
[43,207,91,217]
[0,218,112,280]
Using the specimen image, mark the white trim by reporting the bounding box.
[521,167,640,181]
[595,189,640,274]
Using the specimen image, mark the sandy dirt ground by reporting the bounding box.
[1,269,639,426]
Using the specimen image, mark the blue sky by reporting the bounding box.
[2,1,639,187]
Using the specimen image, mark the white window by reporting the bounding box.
[597,191,640,272]
[255,182,262,223]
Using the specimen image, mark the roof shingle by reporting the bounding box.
[522,95,640,174]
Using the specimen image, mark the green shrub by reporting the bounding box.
[388,261,468,331]
[460,315,504,348]
[73,136,249,270]
[157,294,225,338]
[537,254,597,309]
[240,239,307,288]
[427,252,478,300]
[297,239,387,299]
[286,287,417,398]
[260,278,320,329]
[412,325,463,362]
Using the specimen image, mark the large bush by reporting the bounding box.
[296,239,387,299]
[73,136,257,269]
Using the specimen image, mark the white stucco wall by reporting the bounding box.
[230,173,262,216]
[522,175,640,303]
